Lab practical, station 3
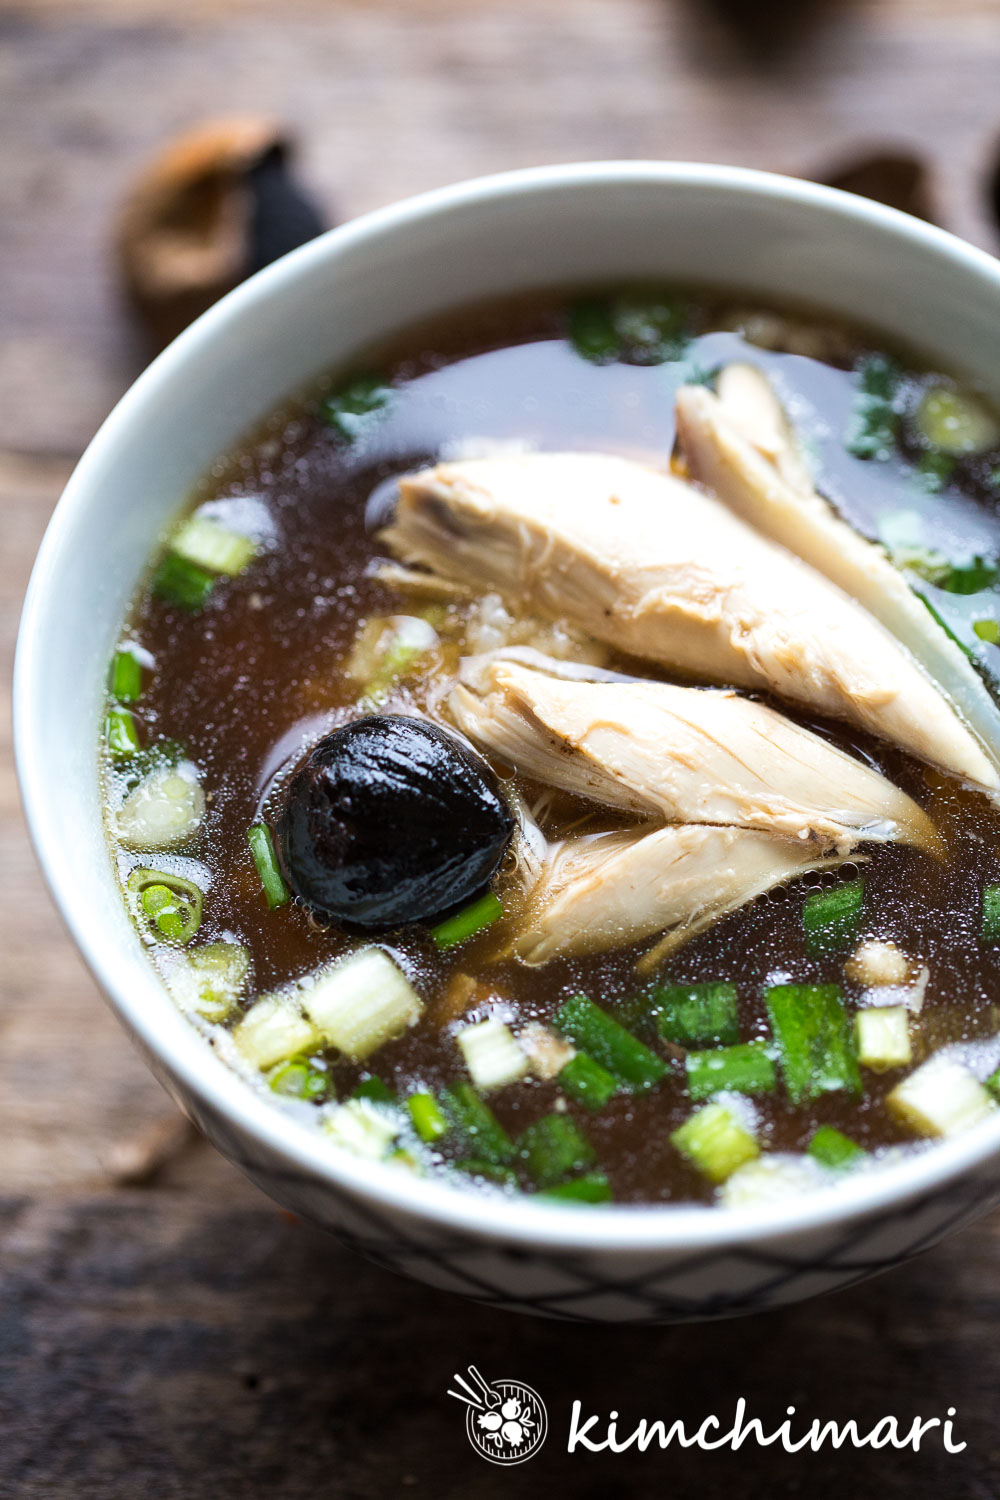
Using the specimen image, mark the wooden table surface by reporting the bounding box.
[5,1,1000,1494]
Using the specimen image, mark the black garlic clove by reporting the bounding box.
[276,715,514,929]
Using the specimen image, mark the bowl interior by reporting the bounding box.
[16,161,1000,1250]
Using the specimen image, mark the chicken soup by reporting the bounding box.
[101,289,1000,1206]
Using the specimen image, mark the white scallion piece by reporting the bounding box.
[116,764,205,850]
[855,1005,912,1072]
[323,1099,401,1160]
[720,1153,828,1208]
[457,1017,530,1091]
[301,948,423,1061]
[170,514,256,576]
[233,995,319,1071]
[168,941,250,1023]
[887,1056,997,1138]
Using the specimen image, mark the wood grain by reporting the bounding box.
[4,1,1000,1494]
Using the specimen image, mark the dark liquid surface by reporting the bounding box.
[111,291,1000,1204]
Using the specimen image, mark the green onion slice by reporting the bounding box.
[558,1051,618,1111]
[454,1158,518,1188]
[109,647,143,703]
[430,891,502,950]
[671,1101,759,1184]
[170,515,256,577]
[656,981,740,1047]
[246,822,291,909]
[518,1113,596,1189]
[153,552,216,611]
[539,1172,613,1204]
[407,1091,449,1143]
[807,1124,866,1170]
[127,866,203,944]
[321,374,392,442]
[765,983,861,1105]
[442,1082,514,1165]
[555,994,667,1092]
[352,1075,396,1105]
[802,878,865,955]
[105,707,141,760]
[982,884,1000,942]
[269,1058,329,1101]
[684,1040,777,1102]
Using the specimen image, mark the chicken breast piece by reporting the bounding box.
[449,658,938,854]
[676,380,1000,792]
[382,452,997,788]
[514,824,848,967]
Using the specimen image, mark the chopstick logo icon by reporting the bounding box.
[448,1366,547,1464]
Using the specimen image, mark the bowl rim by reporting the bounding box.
[16,158,1000,1253]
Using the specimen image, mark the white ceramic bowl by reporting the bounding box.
[16,162,1000,1323]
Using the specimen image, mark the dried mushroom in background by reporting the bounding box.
[817,150,938,224]
[116,116,327,350]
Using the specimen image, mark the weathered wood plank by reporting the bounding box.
[2,1192,1000,1497]
[1,0,1000,453]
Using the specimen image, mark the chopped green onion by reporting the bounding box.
[246,822,291,909]
[802,878,864,955]
[321,374,392,441]
[974,618,1000,645]
[153,552,216,610]
[430,891,503,950]
[610,290,689,364]
[915,384,1000,456]
[105,707,141,759]
[845,355,902,460]
[352,1075,396,1105]
[941,556,997,595]
[855,1005,912,1071]
[518,1114,596,1189]
[558,1051,618,1111]
[684,1041,777,1102]
[656,981,740,1047]
[109,647,143,703]
[982,884,1000,942]
[857,353,901,402]
[912,450,957,493]
[269,1058,329,1101]
[567,298,620,363]
[765,983,861,1105]
[567,290,689,365]
[442,1082,514,1164]
[887,543,952,587]
[807,1125,866,1169]
[407,1091,449,1143]
[170,515,256,577]
[985,1068,1000,1103]
[127,866,203,944]
[300,948,423,1061]
[671,1101,759,1184]
[454,1159,519,1188]
[554,995,667,1093]
[539,1172,612,1204]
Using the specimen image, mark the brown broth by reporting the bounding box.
[104,288,1000,1206]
